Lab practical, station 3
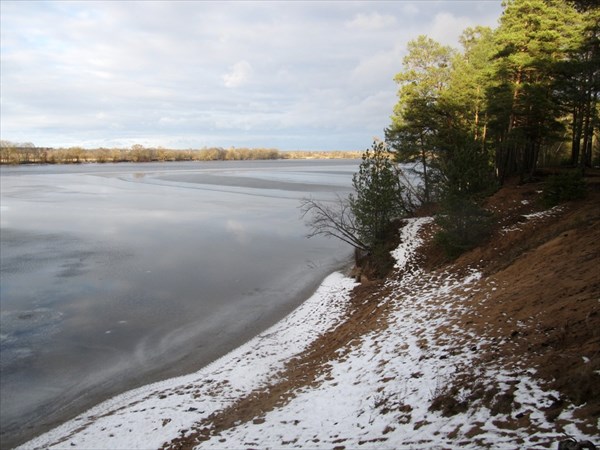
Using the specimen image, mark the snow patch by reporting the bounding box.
[391,216,433,270]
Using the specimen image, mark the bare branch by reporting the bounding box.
[299,195,369,252]
[397,166,425,212]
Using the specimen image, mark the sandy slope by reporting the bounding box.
[19,181,600,449]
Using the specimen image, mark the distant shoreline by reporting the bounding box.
[0,145,363,165]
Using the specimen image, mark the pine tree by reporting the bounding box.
[487,0,581,181]
[301,141,411,269]
[386,35,454,203]
[439,26,497,195]
[349,140,408,252]
[555,4,599,169]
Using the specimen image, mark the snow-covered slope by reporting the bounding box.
[19,217,597,449]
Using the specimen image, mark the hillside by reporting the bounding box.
[19,177,600,449]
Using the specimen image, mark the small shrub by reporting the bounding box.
[435,195,492,259]
[543,171,587,207]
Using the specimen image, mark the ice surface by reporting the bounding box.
[1,160,357,447]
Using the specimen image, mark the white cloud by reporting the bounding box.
[428,12,482,47]
[350,44,404,89]
[0,1,504,150]
[346,12,396,31]
[222,60,254,88]
[401,3,419,16]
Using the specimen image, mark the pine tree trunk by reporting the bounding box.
[571,105,582,166]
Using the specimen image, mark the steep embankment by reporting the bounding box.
[19,179,600,449]
[164,179,600,449]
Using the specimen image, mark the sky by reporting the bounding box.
[0,1,503,151]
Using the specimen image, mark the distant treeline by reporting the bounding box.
[0,142,362,165]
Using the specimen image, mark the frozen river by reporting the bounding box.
[0,159,358,448]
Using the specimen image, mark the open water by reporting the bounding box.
[0,159,358,448]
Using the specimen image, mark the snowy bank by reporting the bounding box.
[18,273,357,449]
[189,217,596,449]
[19,217,598,449]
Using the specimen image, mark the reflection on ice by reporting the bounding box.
[0,308,64,361]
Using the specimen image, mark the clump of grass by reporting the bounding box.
[428,377,469,417]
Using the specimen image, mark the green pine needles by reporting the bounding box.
[349,140,409,253]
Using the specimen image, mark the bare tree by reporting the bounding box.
[300,195,368,252]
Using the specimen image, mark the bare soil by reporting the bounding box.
[164,174,600,449]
